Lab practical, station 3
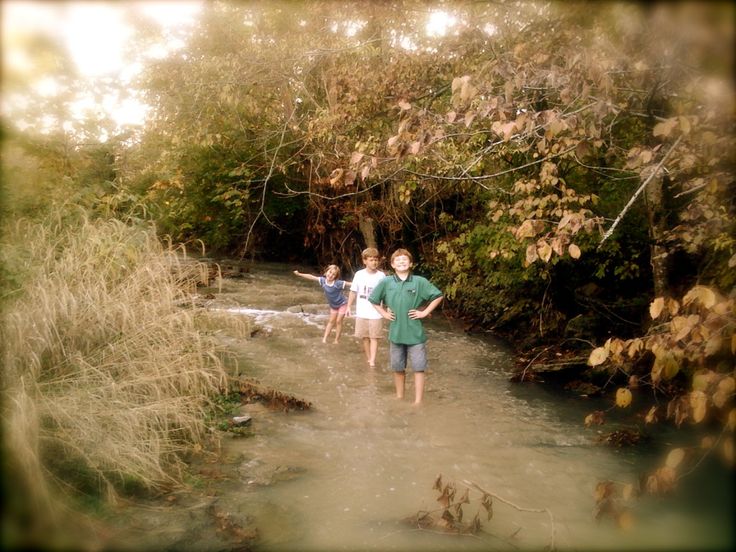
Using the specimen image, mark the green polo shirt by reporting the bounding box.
[368,273,443,345]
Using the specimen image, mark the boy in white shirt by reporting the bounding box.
[347,248,385,367]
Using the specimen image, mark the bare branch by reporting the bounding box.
[461,479,557,551]
[598,136,682,246]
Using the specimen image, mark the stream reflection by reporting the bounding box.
[205,262,733,551]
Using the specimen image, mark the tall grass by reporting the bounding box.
[1,209,232,547]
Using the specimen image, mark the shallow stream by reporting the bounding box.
[116,262,733,551]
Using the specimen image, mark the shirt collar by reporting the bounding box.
[392,273,413,283]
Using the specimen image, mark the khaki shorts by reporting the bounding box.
[354,317,383,339]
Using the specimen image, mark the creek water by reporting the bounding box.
[193,262,732,551]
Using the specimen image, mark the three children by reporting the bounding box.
[293,247,443,405]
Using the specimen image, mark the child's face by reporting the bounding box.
[391,255,412,272]
[324,266,339,280]
[363,256,379,271]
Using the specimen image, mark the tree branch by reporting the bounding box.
[598,135,682,247]
[461,479,557,551]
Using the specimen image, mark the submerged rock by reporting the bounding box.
[238,458,306,486]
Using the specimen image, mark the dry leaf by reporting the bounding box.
[588,346,608,366]
[616,388,632,408]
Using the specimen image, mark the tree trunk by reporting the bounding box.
[644,171,669,298]
[358,215,377,250]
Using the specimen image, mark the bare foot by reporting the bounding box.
[368,363,375,368]
[321,338,327,344]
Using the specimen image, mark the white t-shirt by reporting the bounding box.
[350,269,385,319]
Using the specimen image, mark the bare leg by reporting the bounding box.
[413,372,425,405]
[362,337,371,362]
[393,372,405,399]
[334,312,346,343]
[368,338,378,367]
[323,311,337,343]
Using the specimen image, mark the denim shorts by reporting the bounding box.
[389,342,427,373]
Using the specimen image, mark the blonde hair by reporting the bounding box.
[324,264,341,278]
[361,247,379,259]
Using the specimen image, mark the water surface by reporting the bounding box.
[201,262,733,551]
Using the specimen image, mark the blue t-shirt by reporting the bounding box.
[318,276,348,309]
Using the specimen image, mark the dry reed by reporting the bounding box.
[1,210,232,546]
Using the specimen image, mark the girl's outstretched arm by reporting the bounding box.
[293,270,320,282]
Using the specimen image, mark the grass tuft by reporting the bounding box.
[1,210,229,548]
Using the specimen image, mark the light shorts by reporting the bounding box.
[389,342,428,373]
[330,304,348,315]
[355,317,383,339]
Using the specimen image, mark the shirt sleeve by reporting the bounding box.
[368,279,384,304]
[419,277,443,302]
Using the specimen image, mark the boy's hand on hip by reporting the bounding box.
[408,309,426,320]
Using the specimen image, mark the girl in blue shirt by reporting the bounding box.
[293,265,352,343]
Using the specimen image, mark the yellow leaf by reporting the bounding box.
[568,243,581,259]
[501,121,516,142]
[616,388,633,408]
[464,111,476,128]
[692,371,716,391]
[671,315,696,341]
[652,118,678,137]
[690,391,708,423]
[516,220,536,239]
[525,243,538,266]
[537,240,552,263]
[551,237,564,256]
[718,376,735,394]
[683,285,717,309]
[712,390,729,409]
[704,335,722,357]
[665,448,685,469]
[650,297,665,319]
[588,346,608,367]
[627,339,643,358]
[653,350,680,381]
[726,409,736,431]
[656,466,677,491]
[645,406,658,424]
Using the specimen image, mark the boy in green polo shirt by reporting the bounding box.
[368,248,443,405]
